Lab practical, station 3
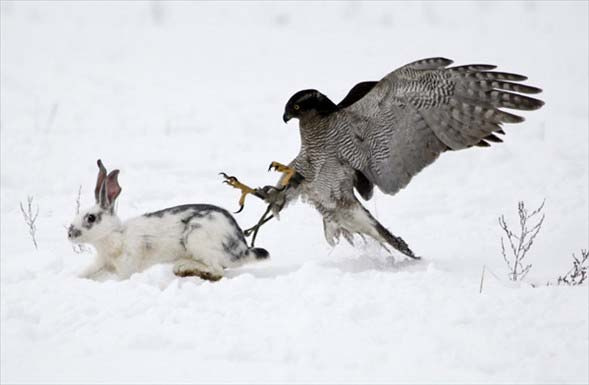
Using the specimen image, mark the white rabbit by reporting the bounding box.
[68,159,269,281]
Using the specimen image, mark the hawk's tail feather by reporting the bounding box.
[373,220,420,260]
[358,205,420,259]
[322,203,419,259]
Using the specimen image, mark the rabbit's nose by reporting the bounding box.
[68,225,81,239]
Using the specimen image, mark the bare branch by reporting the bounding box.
[519,263,532,281]
[529,199,546,218]
[20,196,39,249]
[501,237,513,271]
[558,249,588,286]
[498,200,545,281]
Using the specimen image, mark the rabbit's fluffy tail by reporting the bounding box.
[226,246,269,268]
[246,247,270,260]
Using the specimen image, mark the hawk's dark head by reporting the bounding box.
[283,89,337,123]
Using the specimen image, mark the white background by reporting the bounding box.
[1,2,588,383]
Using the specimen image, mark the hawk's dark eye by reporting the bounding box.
[294,104,300,110]
[87,214,96,223]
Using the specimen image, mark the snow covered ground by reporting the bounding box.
[1,2,588,383]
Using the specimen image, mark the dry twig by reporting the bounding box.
[558,249,588,286]
[20,196,39,250]
[499,200,545,281]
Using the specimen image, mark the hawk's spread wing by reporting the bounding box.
[338,57,544,196]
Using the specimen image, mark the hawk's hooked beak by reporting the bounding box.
[283,112,292,123]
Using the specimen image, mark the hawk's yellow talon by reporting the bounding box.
[268,161,296,186]
[220,172,256,213]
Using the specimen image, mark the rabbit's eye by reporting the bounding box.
[87,214,96,223]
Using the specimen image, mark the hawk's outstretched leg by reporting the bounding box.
[219,172,287,214]
[268,161,297,187]
[220,169,305,245]
[219,173,259,213]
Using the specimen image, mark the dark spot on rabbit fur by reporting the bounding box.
[223,236,245,261]
[182,211,211,224]
[179,223,202,250]
[146,204,245,232]
[145,204,221,218]
[144,204,249,252]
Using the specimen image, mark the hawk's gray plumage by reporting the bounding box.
[274,57,544,258]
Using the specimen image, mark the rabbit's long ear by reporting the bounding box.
[94,159,108,203]
[99,169,122,211]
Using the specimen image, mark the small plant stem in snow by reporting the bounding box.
[20,196,39,250]
[498,200,545,281]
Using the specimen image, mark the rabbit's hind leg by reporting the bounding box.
[173,259,223,282]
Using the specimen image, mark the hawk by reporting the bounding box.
[222,57,544,259]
